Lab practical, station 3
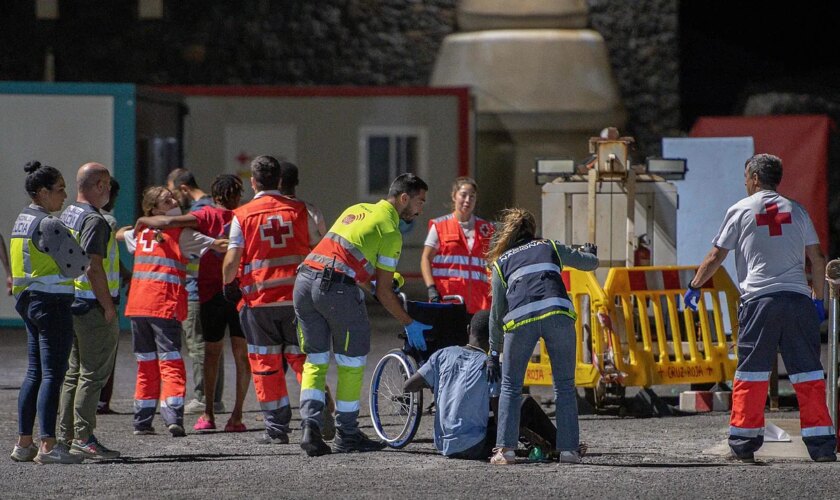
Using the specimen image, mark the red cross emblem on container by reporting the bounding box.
[755,202,791,236]
[260,215,293,248]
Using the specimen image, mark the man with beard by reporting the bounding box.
[293,173,432,456]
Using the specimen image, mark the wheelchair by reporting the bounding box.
[368,295,468,448]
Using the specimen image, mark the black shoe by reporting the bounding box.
[332,430,386,453]
[814,454,837,463]
[729,451,755,464]
[257,431,289,445]
[300,423,331,457]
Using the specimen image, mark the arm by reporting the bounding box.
[374,267,413,326]
[420,245,437,287]
[0,234,11,294]
[80,217,118,322]
[115,225,133,242]
[689,246,729,289]
[222,247,242,285]
[403,371,431,392]
[489,268,507,353]
[87,255,117,323]
[135,214,198,230]
[211,238,229,254]
[806,244,826,301]
[556,242,599,271]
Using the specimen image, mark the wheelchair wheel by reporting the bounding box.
[369,348,423,448]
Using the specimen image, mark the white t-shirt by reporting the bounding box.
[424,215,476,252]
[124,227,215,260]
[713,190,818,301]
[228,191,321,249]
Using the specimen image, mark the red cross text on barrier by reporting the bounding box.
[259,216,293,248]
[755,202,791,236]
[139,230,159,252]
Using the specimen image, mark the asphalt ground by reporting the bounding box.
[1,309,839,499]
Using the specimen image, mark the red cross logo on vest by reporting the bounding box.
[259,215,293,248]
[755,202,791,236]
[139,229,159,252]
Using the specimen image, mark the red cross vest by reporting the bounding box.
[234,194,310,308]
[429,214,494,314]
[125,227,188,321]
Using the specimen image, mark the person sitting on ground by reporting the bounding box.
[403,310,559,460]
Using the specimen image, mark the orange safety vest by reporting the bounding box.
[429,214,494,314]
[125,227,188,321]
[234,194,310,308]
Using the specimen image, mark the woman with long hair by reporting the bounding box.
[487,208,598,465]
[421,177,494,317]
[10,161,89,464]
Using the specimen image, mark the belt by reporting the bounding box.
[300,265,356,286]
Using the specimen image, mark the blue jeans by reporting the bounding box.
[16,291,75,438]
[496,314,578,451]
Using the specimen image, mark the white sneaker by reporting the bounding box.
[70,436,121,460]
[34,443,83,465]
[490,447,516,465]
[559,450,581,464]
[184,399,205,414]
[10,443,37,462]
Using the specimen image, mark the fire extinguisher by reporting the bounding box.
[634,234,651,267]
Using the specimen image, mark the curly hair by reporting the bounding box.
[211,174,243,209]
[486,208,537,264]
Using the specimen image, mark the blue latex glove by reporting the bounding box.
[684,287,700,311]
[405,320,433,351]
[814,299,826,322]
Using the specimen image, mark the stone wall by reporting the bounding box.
[588,0,682,155]
[0,0,680,154]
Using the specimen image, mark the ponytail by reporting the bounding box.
[486,208,536,264]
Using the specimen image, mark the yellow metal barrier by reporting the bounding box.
[524,269,619,389]
[524,265,740,402]
[603,266,740,388]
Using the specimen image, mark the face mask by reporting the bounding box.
[399,218,415,235]
[165,207,181,216]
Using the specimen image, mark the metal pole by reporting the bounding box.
[625,168,636,268]
[587,167,598,246]
[826,259,840,433]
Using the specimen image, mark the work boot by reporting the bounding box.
[332,430,386,453]
[300,422,331,457]
[322,411,336,441]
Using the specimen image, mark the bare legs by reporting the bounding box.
[201,337,250,426]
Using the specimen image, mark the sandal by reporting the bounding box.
[224,420,247,433]
[193,415,216,431]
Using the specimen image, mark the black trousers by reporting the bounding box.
[449,396,556,460]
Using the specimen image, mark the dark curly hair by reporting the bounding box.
[211,174,243,209]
